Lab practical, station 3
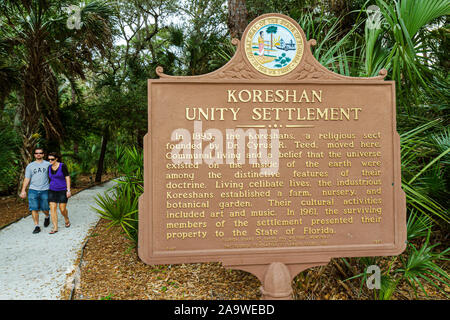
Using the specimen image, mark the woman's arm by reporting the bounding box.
[66,175,71,198]
[62,163,71,198]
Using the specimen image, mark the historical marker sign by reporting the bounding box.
[138,14,406,299]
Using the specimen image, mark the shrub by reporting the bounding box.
[93,146,143,243]
[93,185,139,241]
[0,121,21,194]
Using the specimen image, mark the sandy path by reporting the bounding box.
[0,180,116,300]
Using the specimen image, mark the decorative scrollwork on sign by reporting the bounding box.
[284,57,336,81]
[209,60,264,80]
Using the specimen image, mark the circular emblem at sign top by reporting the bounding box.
[244,16,304,76]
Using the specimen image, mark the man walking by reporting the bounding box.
[19,147,51,233]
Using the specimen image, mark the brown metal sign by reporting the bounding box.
[138,13,406,299]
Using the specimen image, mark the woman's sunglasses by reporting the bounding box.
[48,158,56,161]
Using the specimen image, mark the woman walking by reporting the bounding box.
[47,152,71,234]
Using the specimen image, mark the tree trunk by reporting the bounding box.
[95,128,109,183]
[17,132,38,196]
[17,30,47,193]
[18,59,43,194]
[0,93,6,115]
[137,128,146,148]
[42,70,64,148]
[227,0,248,40]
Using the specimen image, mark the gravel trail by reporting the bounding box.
[0,180,116,300]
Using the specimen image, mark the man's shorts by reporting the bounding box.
[28,189,50,211]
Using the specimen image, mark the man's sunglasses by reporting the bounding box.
[35,152,44,154]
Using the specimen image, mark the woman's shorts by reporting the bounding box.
[48,190,68,204]
[28,189,50,211]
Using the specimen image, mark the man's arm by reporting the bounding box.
[20,177,30,199]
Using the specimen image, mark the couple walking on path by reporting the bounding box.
[19,147,71,234]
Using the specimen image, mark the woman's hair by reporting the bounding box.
[48,152,62,162]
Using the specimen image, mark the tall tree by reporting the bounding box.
[173,0,228,75]
[246,0,320,21]
[227,0,248,39]
[0,0,113,190]
[0,37,20,114]
[89,0,177,181]
[363,0,450,101]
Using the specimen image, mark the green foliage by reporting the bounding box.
[0,120,21,194]
[397,231,450,298]
[407,210,433,241]
[365,0,450,101]
[430,127,450,165]
[298,9,365,76]
[100,293,114,300]
[93,184,139,241]
[115,145,144,196]
[208,38,237,70]
[400,120,449,224]
[373,274,398,300]
[347,115,450,299]
[63,139,100,175]
[347,227,449,299]
[93,146,143,243]
[0,0,114,148]
[166,0,229,76]
[246,0,329,21]
[64,160,81,187]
